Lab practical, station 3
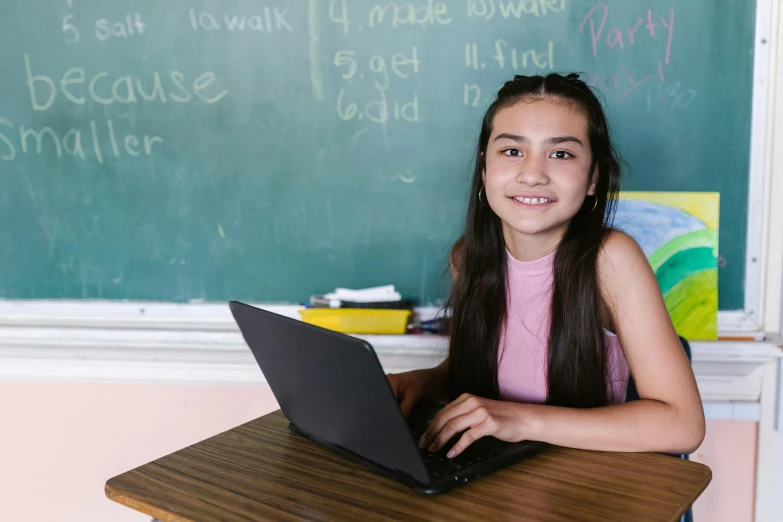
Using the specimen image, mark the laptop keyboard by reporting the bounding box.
[410,427,498,479]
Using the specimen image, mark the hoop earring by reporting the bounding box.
[589,195,598,212]
[478,185,489,206]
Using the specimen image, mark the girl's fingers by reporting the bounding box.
[447,420,493,458]
[421,394,482,447]
[424,408,487,453]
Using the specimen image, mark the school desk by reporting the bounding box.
[106,409,711,521]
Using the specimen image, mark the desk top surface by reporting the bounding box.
[106,410,711,522]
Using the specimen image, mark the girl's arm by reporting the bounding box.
[421,231,705,456]
[524,230,705,453]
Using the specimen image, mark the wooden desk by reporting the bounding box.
[106,410,711,522]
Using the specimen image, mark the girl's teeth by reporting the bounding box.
[515,197,550,205]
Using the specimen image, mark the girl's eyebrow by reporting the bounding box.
[494,133,528,143]
[493,133,584,147]
[548,136,584,147]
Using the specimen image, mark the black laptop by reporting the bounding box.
[229,300,545,494]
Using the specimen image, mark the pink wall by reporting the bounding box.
[0,381,756,521]
[0,382,279,522]
[691,419,757,522]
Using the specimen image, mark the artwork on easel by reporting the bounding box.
[614,192,719,341]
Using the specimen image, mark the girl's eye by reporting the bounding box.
[550,150,573,159]
[502,148,522,157]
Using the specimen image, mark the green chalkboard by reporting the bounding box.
[0,0,756,309]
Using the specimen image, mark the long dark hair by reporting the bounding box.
[446,73,622,408]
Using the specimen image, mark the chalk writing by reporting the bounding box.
[493,39,554,70]
[468,0,567,20]
[336,86,420,123]
[368,1,452,28]
[334,47,419,90]
[62,14,79,44]
[585,66,695,108]
[464,84,481,107]
[333,43,421,123]
[189,7,293,32]
[580,5,674,64]
[464,41,555,72]
[585,66,652,105]
[24,54,228,110]
[329,0,351,34]
[646,82,697,111]
[577,5,678,105]
[0,118,163,163]
[95,13,146,40]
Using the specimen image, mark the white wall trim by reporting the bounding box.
[764,0,783,336]
[702,402,761,422]
[1,301,779,403]
[746,0,775,330]
[755,352,782,522]
[1,326,778,413]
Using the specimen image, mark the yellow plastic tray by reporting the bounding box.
[298,308,411,334]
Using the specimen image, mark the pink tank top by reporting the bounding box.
[497,249,630,405]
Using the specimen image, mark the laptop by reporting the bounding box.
[229,300,545,494]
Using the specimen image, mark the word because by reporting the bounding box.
[24,54,228,111]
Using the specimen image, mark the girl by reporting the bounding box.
[388,73,705,459]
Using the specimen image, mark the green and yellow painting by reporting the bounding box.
[615,192,719,340]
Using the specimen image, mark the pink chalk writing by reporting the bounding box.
[579,5,675,65]
[587,62,695,109]
[660,10,674,64]
[587,65,654,105]
[616,65,652,103]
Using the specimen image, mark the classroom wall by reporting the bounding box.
[0,381,755,522]
[0,382,278,522]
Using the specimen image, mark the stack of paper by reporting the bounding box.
[311,285,403,308]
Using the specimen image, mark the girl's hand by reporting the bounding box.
[419,393,531,458]
[386,370,429,417]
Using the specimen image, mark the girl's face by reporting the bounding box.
[483,97,596,251]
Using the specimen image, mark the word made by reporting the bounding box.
[24,54,228,111]
[328,0,451,34]
[368,0,452,28]
[580,5,675,64]
[189,7,292,33]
